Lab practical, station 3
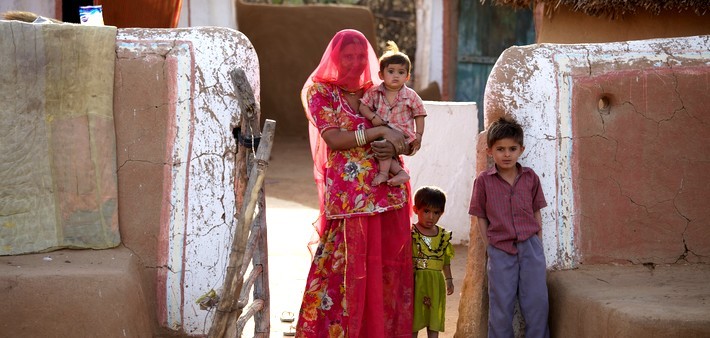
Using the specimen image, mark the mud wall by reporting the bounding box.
[114,27,258,335]
[455,34,710,338]
[236,2,377,138]
[537,5,710,43]
[0,22,258,337]
[482,35,710,267]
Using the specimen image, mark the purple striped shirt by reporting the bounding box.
[469,164,547,255]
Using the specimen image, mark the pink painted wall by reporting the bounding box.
[572,67,710,264]
[113,44,173,332]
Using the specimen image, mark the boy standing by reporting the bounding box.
[469,116,549,338]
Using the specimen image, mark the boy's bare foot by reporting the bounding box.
[387,170,409,186]
[372,172,389,186]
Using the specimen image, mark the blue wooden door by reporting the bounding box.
[455,0,535,130]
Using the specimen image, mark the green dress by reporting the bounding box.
[412,225,454,332]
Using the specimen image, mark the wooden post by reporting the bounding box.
[208,68,273,338]
[208,120,274,337]
[234,67,272,338]
[233,68,261,217]
[252,193,271,337]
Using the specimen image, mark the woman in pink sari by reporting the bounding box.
[295,29,414,337]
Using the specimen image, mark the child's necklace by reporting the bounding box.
[421,235,433,250]
[415,225,439,252]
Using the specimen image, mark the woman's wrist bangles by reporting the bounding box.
[355,129,367,147]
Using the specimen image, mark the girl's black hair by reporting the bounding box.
[414,186,446,211]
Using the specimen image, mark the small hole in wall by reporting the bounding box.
[598,96,610,112]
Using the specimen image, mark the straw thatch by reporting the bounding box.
[486,0,709,18]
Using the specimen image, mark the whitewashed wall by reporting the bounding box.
[414,0,443,91]
[404,102,478,245]
[116,27,258,335]
[484,35,710,268]
[177,0,236,29]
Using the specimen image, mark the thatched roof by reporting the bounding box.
[487,0,709,18]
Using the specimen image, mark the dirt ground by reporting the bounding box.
[262,133,466,337]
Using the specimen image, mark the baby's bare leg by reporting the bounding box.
[387,160,410,186]
[372,157,391,186]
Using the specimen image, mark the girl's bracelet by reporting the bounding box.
[445,278,453,280]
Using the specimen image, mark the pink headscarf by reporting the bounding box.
[300,29,382,242]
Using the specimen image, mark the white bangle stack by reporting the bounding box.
[355,129,367,147]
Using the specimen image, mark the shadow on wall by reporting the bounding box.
[236,2,378,138]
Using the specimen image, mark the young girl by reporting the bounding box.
[360,41,427,186]
[411,186,455,338]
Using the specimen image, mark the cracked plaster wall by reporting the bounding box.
[481,35,710,268]
[113,27,259,335]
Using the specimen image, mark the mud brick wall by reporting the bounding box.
[456,34,710,338]
[482,35,710,268]
[113,27,259,335]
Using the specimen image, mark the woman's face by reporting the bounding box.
[337,42,368,84]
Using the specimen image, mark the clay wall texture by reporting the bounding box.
[114,27,259,335]
[572,65,709,264]
[1,24,259,336]
[481,35,710,267]
[537,5,710,44]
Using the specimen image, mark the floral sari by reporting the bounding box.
[296,67,413,336]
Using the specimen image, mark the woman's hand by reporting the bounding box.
[380,127,407,153]
[370,139,396,160]
[371,138,412,160]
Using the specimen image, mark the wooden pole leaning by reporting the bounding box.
[208,68,274,338]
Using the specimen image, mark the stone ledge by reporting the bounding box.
[0,246,153,337]
[548,264,710,337]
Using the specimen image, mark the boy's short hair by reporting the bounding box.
[414,186,446,211]
[486,115,524,148]
[379,41,411,74]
